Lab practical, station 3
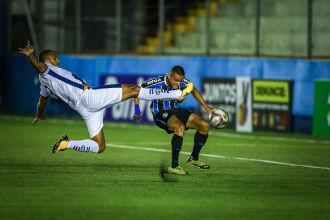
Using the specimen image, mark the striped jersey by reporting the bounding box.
[39,62,87,110]
[140,74,191,114]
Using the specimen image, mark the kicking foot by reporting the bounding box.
[168,166,188,175]
[187,156,210,169]
[176,82,193,102]
[52,135,69,154]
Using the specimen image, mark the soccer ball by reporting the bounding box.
[209,109,229,129]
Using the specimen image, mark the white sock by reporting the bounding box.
[67,140,99,153]
[138,87,182,100]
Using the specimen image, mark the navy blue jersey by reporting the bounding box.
[140,74,191,114]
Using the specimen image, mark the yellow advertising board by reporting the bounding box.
[253,80,290,103]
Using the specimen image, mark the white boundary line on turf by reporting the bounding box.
[107,143,330,171]
[1,115,330,145]
[208,131,330,144]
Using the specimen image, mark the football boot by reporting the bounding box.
[168,166,188,175]
[187,155,210,169]
[52,135,69,154]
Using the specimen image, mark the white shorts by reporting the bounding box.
[76,85,123,138]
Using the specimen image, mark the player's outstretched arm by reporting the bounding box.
[32,96,48,126]
[133,98,143,120]
[19,41,47,74]
[191,87,214,114]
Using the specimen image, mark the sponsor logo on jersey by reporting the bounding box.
[149,88,170,95]
[146,77,163,85]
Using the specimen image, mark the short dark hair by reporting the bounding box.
[38,50,54,62]
[170,66,185,76]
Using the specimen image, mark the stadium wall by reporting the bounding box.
[4,54,330,134]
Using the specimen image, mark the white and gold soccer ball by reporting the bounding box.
[209,109,229,129]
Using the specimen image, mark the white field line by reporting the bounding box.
[134,142,330,150]
[209,131,330,144]
[104,122,330,144]
[107,143,330,171]
[137,142,252,147]
[1,115,330,144]
[135,141,316,148]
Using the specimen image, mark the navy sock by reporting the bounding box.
[191,132,208,160]
[171,134,183,168]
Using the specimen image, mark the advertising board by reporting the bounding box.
[252,79,293,132]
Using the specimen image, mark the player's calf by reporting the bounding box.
[91,130,106,153]
[97,143,106,153]
[198,119,210,135]
[122,84,186,101]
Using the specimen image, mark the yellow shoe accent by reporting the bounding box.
[187,156,210,169]
[56,140,68,153]
[168,166,188,175]
[176,82,194,102]
[52,135,69,154]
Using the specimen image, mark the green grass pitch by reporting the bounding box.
[0,115,329,219]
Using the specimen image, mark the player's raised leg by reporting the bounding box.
[91,129,106,152]
[52,129,105,154]
[52,109,107,154]
[120,83,193,101]
[185,113,210,169]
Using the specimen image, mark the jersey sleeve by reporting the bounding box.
[140,75,165,88]
[179,78,191,90]
[72,73,87,84]
[40,84,50,98]
[43,63,51,74]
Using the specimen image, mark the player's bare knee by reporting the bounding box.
[203,120,210,131]
[199,120,210,134]
[175,124,185,136]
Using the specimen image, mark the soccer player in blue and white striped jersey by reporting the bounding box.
[134,66,214,175]
[19,41,193,155]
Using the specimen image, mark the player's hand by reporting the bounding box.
[133,113,143,120]
[32,116,46,126]
[204,105,214,114]
[19,40,34,57]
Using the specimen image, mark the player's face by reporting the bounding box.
[168,72,184,90]
[47,52,60,67]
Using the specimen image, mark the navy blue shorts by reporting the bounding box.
[153,108,193,134]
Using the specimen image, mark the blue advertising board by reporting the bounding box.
[5,54,330,133]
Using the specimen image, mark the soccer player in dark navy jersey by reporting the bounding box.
[134,66,214,175]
